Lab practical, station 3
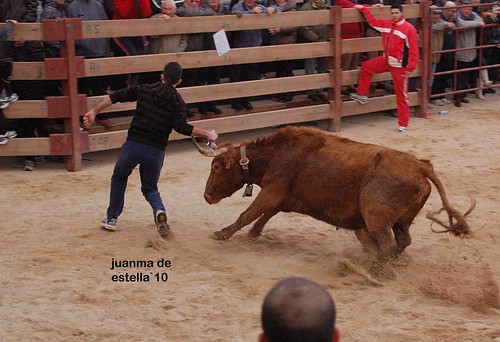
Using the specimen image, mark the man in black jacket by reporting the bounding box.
[84,62,218,237]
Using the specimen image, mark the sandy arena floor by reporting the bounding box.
[1,94,499,341]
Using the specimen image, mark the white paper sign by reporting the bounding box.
[213,29,231,56]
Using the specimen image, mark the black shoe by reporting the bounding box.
[231,101,244,111]
[308,94,321,102]
[461,98,470,103]
[198,104,208,115]
[485,88,496,94]
[207,105,222,114]
[242,101,253,110]
[317,93,329,102]
[281,93,293,103]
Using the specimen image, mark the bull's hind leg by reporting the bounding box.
[392,187,430,254]
[354,228,378,254]
[248,209,280,237]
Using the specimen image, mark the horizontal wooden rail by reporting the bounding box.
[0,5,420,41]
[87,104,330,152]
[4,66,421,119]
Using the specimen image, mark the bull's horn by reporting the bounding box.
[192,136,228,157]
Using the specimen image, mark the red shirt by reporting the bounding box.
[113,0,152,19]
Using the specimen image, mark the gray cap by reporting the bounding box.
[430,5,443,12]
[460,0,472,5]
[444,1,457,7]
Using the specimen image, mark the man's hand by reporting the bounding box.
[83,108,98,128]
[7,19,18,24]
[252,6,263,14]
[372,3,385,8]
[267,6,276,14]
[206,129,218,142]
[354,4,364,9]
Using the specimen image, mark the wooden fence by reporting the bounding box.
[0,4,428,171]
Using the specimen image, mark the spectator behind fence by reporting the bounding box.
[230,0,277,111]
[429,4,455,106]
[259,277,340,342]
[269,0,297,103]
[148,0,188,56]
[1,0,49,171]
[431,1,457,104]
[298,0,330,103]
[337,0,363,97]
[177,0,214,116]
[112,0,152,87]
[476,5,497,99]
[453,0,484,107]
[66,0,114,128]
[0,19,18,110]
[197,0,230,115]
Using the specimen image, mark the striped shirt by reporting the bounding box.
[110,82,194,151]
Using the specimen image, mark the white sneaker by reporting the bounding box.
[350,93,368,105]
[430,99,444,106]
[24,160,35,171]
[0,130,17,139]
[154,210,170,237]
[0,137,8,145]
[398,126,407,132]
[100,218,117,231]
[0,93,18,102]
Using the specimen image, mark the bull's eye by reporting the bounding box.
[213,163,221,171]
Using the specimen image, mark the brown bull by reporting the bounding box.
[194,126,475,270]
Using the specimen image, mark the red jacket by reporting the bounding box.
[360,6,419,72]
[113,0,152,19]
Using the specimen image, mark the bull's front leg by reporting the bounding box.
[210,184,285,240]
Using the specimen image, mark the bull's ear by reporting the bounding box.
[225,159,233,170]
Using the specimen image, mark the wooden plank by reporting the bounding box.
[2,100,48,119]
[81,12,331,39]
[342,37,382,54]
[12,62,45,80]
[87,73,329,113]
[87,104,330,151]
[342,92,420,116]
[84,43,331,76]
[341,67,421,86]
[0,138,51,156]
[0,23,42,41]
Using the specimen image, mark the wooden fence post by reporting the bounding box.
[327,6,343,132]
[58,18,85,171]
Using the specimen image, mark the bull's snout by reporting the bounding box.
[204,193,220,205]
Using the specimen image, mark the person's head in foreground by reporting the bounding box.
[162,62,183,86]
[259,277,339,342]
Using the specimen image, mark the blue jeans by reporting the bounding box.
[107,140,165,220]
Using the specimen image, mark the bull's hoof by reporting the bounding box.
[248,229,262,238]
[209,231,228,240]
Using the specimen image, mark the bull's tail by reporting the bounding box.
[421,159,475,237]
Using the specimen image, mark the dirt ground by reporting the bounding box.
[1,94,499,342]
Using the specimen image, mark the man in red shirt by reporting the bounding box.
[350,3,419,132]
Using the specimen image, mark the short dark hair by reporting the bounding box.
[163,62,182,85]
[390,3,403,11]
[261,277,336,342]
